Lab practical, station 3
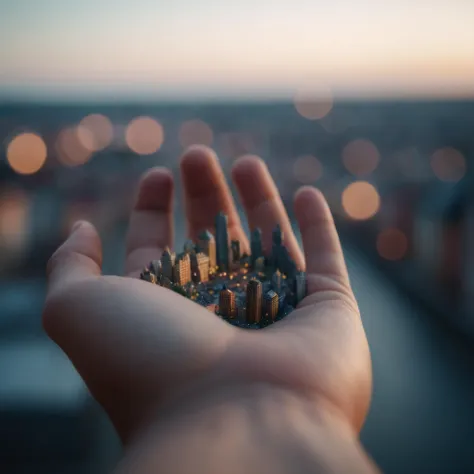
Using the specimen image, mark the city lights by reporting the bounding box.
[77,114,114,152]
[342,139,380,177]
[6,133,47,175]
[125,116,164,155]
[56,127,92,167]
[376,228,408,261]
[342,181,380,220]
[430,147,466,182]
[140,214,305,327]
[179,120,213,148]
[293,155,323,184]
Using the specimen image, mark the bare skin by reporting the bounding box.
[43,146,378,473]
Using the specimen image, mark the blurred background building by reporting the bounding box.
[1,0,474,473]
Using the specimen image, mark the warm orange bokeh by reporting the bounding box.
[376,228,408,261]
[77,114,114,152]
[430,147,466,182]
[56,127,92,167]
[0,189,29,250]
[6,133,47,175]
[179,120,213,148]
[293,155,323,184]
[342,139,380,176]
[342,181,380,220]
[126,116,164,155]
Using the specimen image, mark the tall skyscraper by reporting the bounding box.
[215,212,229,271]
[246,278,263,324]
[272,224,283,246]
[161,247,176,280]
[294,271,307,305]
[231,240,241,262]
[198,230,216,270]
[271,270,282,293]
[183,239,195,254]
[264,290,279,321]
[174,253,191,286]
[219,286,236,319]
[251,228,263,267]
[255,256,265,272]
[191,252,210,283]
[272,224,283,270]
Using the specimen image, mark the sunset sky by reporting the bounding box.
[1,0,474,100]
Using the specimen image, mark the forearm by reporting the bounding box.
[114,383,379,474]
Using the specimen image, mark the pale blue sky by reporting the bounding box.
[1,0,474,100]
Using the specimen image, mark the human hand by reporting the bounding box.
[43,147,372,470]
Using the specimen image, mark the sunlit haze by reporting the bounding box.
[1,0,474,100]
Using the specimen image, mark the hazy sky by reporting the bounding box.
[1,0,474,100]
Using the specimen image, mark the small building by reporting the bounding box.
[264,290,279,321]
[198,230,217,270]
[231,240,241,262]
[254,256,265,273]
[191,252,210,283]
[149,259,162,276]
[271,270,282,293]
[294,271,306,305]
[219,286,236,319]
[246,279,263,324]
[174,253,191,286]
[140,269,156,284]
[161,247,176,281]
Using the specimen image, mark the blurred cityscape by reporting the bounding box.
[1,98,474,473]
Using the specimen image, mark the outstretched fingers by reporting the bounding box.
[180,146,249,251]
[232,155,304,269]
[125,168,174,277]
[294,187,356,307]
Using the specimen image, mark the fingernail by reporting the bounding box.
[71,220,85,234]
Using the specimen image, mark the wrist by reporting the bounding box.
[115,382,378,474]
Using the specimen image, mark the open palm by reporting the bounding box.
[43,147,371,444]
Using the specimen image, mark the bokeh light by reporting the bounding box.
[56,127,92,166]
[430,147,466,182]
[376,228,408,261]
[77,114,114,151]
[6,133,47,175]
[342,181,380,220]
[179,120,213,148]
[294,86,333,120]
[125,116,164,155]
[0,189,29,251]
[342,139,380,176]
[293,155,323,184]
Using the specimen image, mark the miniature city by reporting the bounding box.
[140,212,307,328]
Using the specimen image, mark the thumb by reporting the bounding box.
[44,220,102,333]
[46,220,102,289]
